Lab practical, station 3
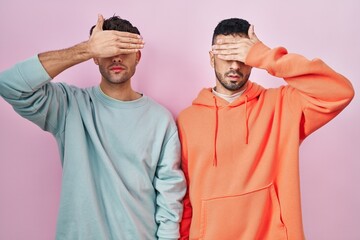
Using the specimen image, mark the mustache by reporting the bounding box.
[225,70,243,78]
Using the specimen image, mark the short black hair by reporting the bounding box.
[89,15,140,36]
[212,18,250,45]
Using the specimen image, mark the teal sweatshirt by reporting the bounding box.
[0,56,186,240]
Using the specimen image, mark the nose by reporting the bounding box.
[229,60,242,70]
[111,55,123,63]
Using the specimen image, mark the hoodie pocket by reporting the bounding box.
[199,183,287,240]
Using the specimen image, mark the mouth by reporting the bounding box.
[109,65,125,73]
[225,70,243,80]
[226,74,241,80]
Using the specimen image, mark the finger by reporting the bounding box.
[117,48,142,54]
[112,31,142,38]
[116,42,145,50]
[213,37,251,48]
[212,43,243,50]
[248,25,254,38]
[93,14,104,34]
[216,54,243,62]
[111,32,145,46]
[113,33,145,44]
[212,48,241,55]
[248,25,259,42]
[215,37,239,45]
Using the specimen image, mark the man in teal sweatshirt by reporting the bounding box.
[0,14,186,240]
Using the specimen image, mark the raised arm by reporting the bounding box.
[39,14,144,78]
[212,25,354,138]
[0,14,145,135]
[246,41,354,137]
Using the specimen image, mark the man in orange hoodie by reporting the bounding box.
[177,18,354,240]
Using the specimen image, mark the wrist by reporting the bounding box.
[72,41,94,62]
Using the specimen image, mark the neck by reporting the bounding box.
[215,81,248,95]
[99,80,141,101]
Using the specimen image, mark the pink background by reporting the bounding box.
[0,0,359,239]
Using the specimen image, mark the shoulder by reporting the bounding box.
[177,105,196,121]
[146,96,174,119]
[49,83,95,104]
[176,105,204,131]
[57,83,95,95]
[145,96,180,137]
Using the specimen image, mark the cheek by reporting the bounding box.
[215,65,229,76]
[244,66,252,74]
[214,59,229,72]
[123,53,137,61]
[124,58,138,68]
[96,58,112,66]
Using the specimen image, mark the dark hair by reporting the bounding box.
[212,18,250,45]
[89,15,140,36]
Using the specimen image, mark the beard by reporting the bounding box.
[99,64,136,85]
[215,69,249,91]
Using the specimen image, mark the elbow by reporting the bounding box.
[342,81,355,105]
[347,85,355,102]
[335,74,355,104]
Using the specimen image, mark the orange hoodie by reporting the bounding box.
[177,42,354,240]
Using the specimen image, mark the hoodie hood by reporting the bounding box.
[192,81,264,166]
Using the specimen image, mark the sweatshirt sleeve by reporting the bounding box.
[153,128,187,240]
[0,55,69,135]
[245,42,355,138]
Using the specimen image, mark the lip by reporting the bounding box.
[110,66,125,73]
[227,75,240,79]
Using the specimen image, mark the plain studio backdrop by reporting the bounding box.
[0,0,359,239]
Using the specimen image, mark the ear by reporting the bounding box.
[135,51,142,65]
[93,58,99,65]
[209,51,215,68]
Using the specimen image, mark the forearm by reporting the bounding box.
[38,41,92,79]
[246,42,354,137]
[38,14,144,79]
[245,42,354,102]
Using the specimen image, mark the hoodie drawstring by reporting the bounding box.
[245,95,249,144]
[212,94,249,166]
[213,96,219,167]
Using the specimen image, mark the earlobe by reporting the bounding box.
[93,58,99,65]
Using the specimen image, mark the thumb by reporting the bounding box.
[248,25,260,42]
[93,14,104,33]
